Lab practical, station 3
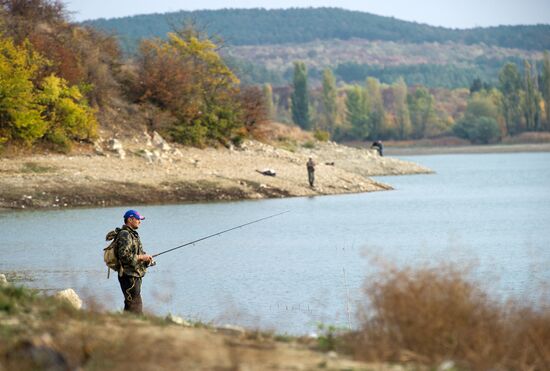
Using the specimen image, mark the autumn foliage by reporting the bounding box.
[131,29,260,146]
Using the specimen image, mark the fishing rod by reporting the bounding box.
[151,210,290,258]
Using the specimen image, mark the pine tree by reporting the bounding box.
[291,61,310,130]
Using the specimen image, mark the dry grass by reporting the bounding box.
[351,263,550,370]
[502,132,550,144]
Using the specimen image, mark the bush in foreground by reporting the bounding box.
[352,263,550,370]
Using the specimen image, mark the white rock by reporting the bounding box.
[152,131,171,151]
[55,288,82,310]
[117,148,126,159]
[108,138,123,151]
[0,274,7,287]
[438,360,456,371]
[165,313,191,326]
[141,149,154,163]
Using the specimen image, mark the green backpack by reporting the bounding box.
[103,228,122,278]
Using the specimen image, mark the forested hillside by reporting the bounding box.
[83,8,550,89]
[84,8,550,51]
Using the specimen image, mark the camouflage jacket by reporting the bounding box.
[116,225,148,278]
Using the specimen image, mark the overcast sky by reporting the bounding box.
[65,0,550,28]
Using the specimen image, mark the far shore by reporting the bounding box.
[384,142,550,156]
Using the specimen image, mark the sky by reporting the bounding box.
[65,0,550,29]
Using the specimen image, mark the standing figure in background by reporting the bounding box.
[306,157,316,187]
[371,140,384,156]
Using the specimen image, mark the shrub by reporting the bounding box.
[0,37,47,145]
[38,75,98,150]
[313,129,330,141]
[352,263,550,370]
[453,116,500,144]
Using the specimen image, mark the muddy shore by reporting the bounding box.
[0,139,431,210]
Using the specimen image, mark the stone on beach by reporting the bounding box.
[54,288,82,310]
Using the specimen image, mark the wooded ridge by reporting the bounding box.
[83,7,550,52]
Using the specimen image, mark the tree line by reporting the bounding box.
[273,55,550,144]
[85,8,550,53]
[2,0,549,152]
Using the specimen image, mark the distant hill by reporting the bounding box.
[83,7,550,52]
[82,8,550,88]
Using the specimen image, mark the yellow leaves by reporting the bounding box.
[0,35,97,148]
[166,33,240,86]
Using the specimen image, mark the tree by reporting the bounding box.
[392,77,412,139]
[522,60,542,131]
[38,75,97,151]
[498,63,523,135]
[365,77,385,139]
[345,85,369,139]
[407,87,435,139]
[542,52,550,130]
[453,92,501,144]
[321,68,337,133]
[0,38,46,145]
[262,83,275,120]
[291,61,310,130]
[135,30,241,146]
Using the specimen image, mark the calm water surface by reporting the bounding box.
[1,152,549,333]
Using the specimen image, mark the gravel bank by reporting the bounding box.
[0,140,432,210]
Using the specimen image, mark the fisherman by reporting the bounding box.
[306,157,316,187]
[116,209,153,314]
[371,140,384,156]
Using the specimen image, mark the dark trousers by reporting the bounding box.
[118,274,143,314]
[308,169,315,187]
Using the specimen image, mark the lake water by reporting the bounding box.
[1,152,549,334]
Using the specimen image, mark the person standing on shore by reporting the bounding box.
[371,140,384,156]
[306,157,316,187]
[116,209,153,314]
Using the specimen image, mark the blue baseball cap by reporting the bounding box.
[124,209,145,220]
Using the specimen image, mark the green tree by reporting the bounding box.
[321,68,337,133]
[498,63,523,135]
[0,38,46,145]
[365,77,386,139]
[392,77,412,139]
[539,51,550,131]
[291,61,310,130]
[407,87,435,139]
[262,83,275,120]
[453,92,501,144]
[542,52,550,130]
[522,60,542,131]
[346,85,369,139]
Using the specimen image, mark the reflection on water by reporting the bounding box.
[1,152,549,333]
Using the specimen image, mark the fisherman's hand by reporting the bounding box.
[138,254,153,264]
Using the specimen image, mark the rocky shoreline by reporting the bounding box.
[0,136,432,210]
